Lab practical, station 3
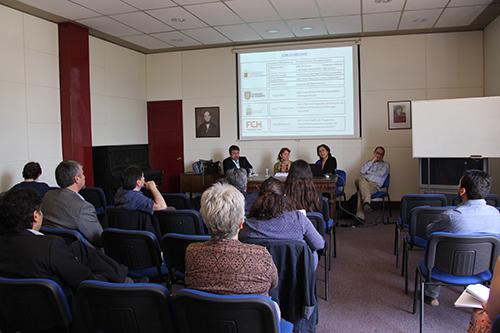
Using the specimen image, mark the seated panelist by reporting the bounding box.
[315,144,337,176]
[273,147,292,174]
[223,145,253,175]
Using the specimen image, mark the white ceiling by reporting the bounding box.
[7,0,499,52]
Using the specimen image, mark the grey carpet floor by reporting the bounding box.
[315,213,472,333]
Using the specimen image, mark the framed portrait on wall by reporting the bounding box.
[195,107,220,138]
[388,100,412,130]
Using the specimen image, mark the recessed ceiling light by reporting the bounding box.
[374,0,391,3]
[412,18,428,23]
[171,38,184,42]
[267,29,279,34]
[301,26,313,31]
[171,18,186,22]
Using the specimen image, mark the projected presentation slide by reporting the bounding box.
[238,45,359,140]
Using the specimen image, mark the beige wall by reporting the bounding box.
[484,16,500,194]
[0,5,61,191]
[90,36,147,146]
[146,31,484,200]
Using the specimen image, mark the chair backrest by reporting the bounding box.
[425,232,500,278]
[382,174,390,189]
[306,212,326,237]
[408,206,450,240]
[40,226,94,248]
[320,196,331,222]
[160,233,210,280]
[162,192,193,209]
[172,288,280,333]
[242,239,316,324]
[0,277,72,332]
[76,280,174,333]
[486,194,499,207]
[102,228,162,272]
[79,187,108,212]
[335,170,346,189]
[400,194,447,226]
[155,209,206,236]
[106,207,159,236]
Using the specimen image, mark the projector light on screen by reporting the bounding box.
[237,43,360,140]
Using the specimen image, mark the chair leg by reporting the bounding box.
[412,269,418,314]
[387,195,392,217]
[332,226,336,259]
[420,280,425,333]
[393,224,398,255]
[395,227,400,267]
[404,246,410,295]
[401,239,406,277]
[325,254,329,301]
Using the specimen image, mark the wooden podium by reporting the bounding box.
[180,173,222,197]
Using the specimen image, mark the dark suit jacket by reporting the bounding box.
[315,156,337,175]
[196,122,219,137]
[42,188,103,246]
[223,156,253,175]
[0,230,95,294]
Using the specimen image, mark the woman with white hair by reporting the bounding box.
[185,182,278,295]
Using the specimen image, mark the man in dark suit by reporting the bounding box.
[42,160,103,246]
[223,145,253,175]
[0,188,96,294]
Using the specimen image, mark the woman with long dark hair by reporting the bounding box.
[285,160,322,213]
[315,144,337,176]
[240,177,324,267]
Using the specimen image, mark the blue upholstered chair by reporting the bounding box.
[160,233,210,284]
[172,288,293,333]
[0,277,72,333]
[401,206,450,294]
[155,209,206,237]
[162,192,193,209]
[102,228,168,283]
[79,186,108,227]
[412,232,500,333]
[306,212,329,300]
[76,280,175,333]
[371,174,392,224]
[394,194,448,266]
[40,226,94,249]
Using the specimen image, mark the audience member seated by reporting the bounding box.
[10,161,50,198]
[240,177,324,268]
[425,170,500,306]
[185,183,278,295]
[0,189,129,295]
[355,146,390,221]
[42,160,103,246]
[315,144,337,176]
[223,145,253,175]
[285,160,322,213]
[114,165,167,214]
[274,147,292,173]
[225,168,257,212]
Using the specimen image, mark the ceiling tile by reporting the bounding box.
[78,16,140,36]
[184,2,243,26]
[404,0,448,10]
[182,27,231,44]
[323,15,361,34]
[147,6,208,29]
[362,0,405,14]
[399,9,441,30]
[151,30,202,46]
[224,0,281,22]
[250,21,294,39]
[121,34,172,49]
[448,0,492,6]
[215,24,262,41]
[111,12,173,33]
[121,0,177,10]
[316,0,360,17]
[269,0,320,19]
[71,0,137,15]
[363,12,401,32]
[435,5,487,27]
[286,18,328,37]
[18,0,100,20]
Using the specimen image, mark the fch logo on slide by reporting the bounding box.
[246,120,262,129]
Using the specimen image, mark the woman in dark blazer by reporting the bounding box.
[315,144,337,176]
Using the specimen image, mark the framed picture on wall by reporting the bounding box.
[195,107,220,138]
[388,100,412,130]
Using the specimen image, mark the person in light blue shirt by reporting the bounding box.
[355,146,390,220]
[425,169,500,306]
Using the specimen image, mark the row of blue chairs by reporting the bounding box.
[0,278,293,333]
